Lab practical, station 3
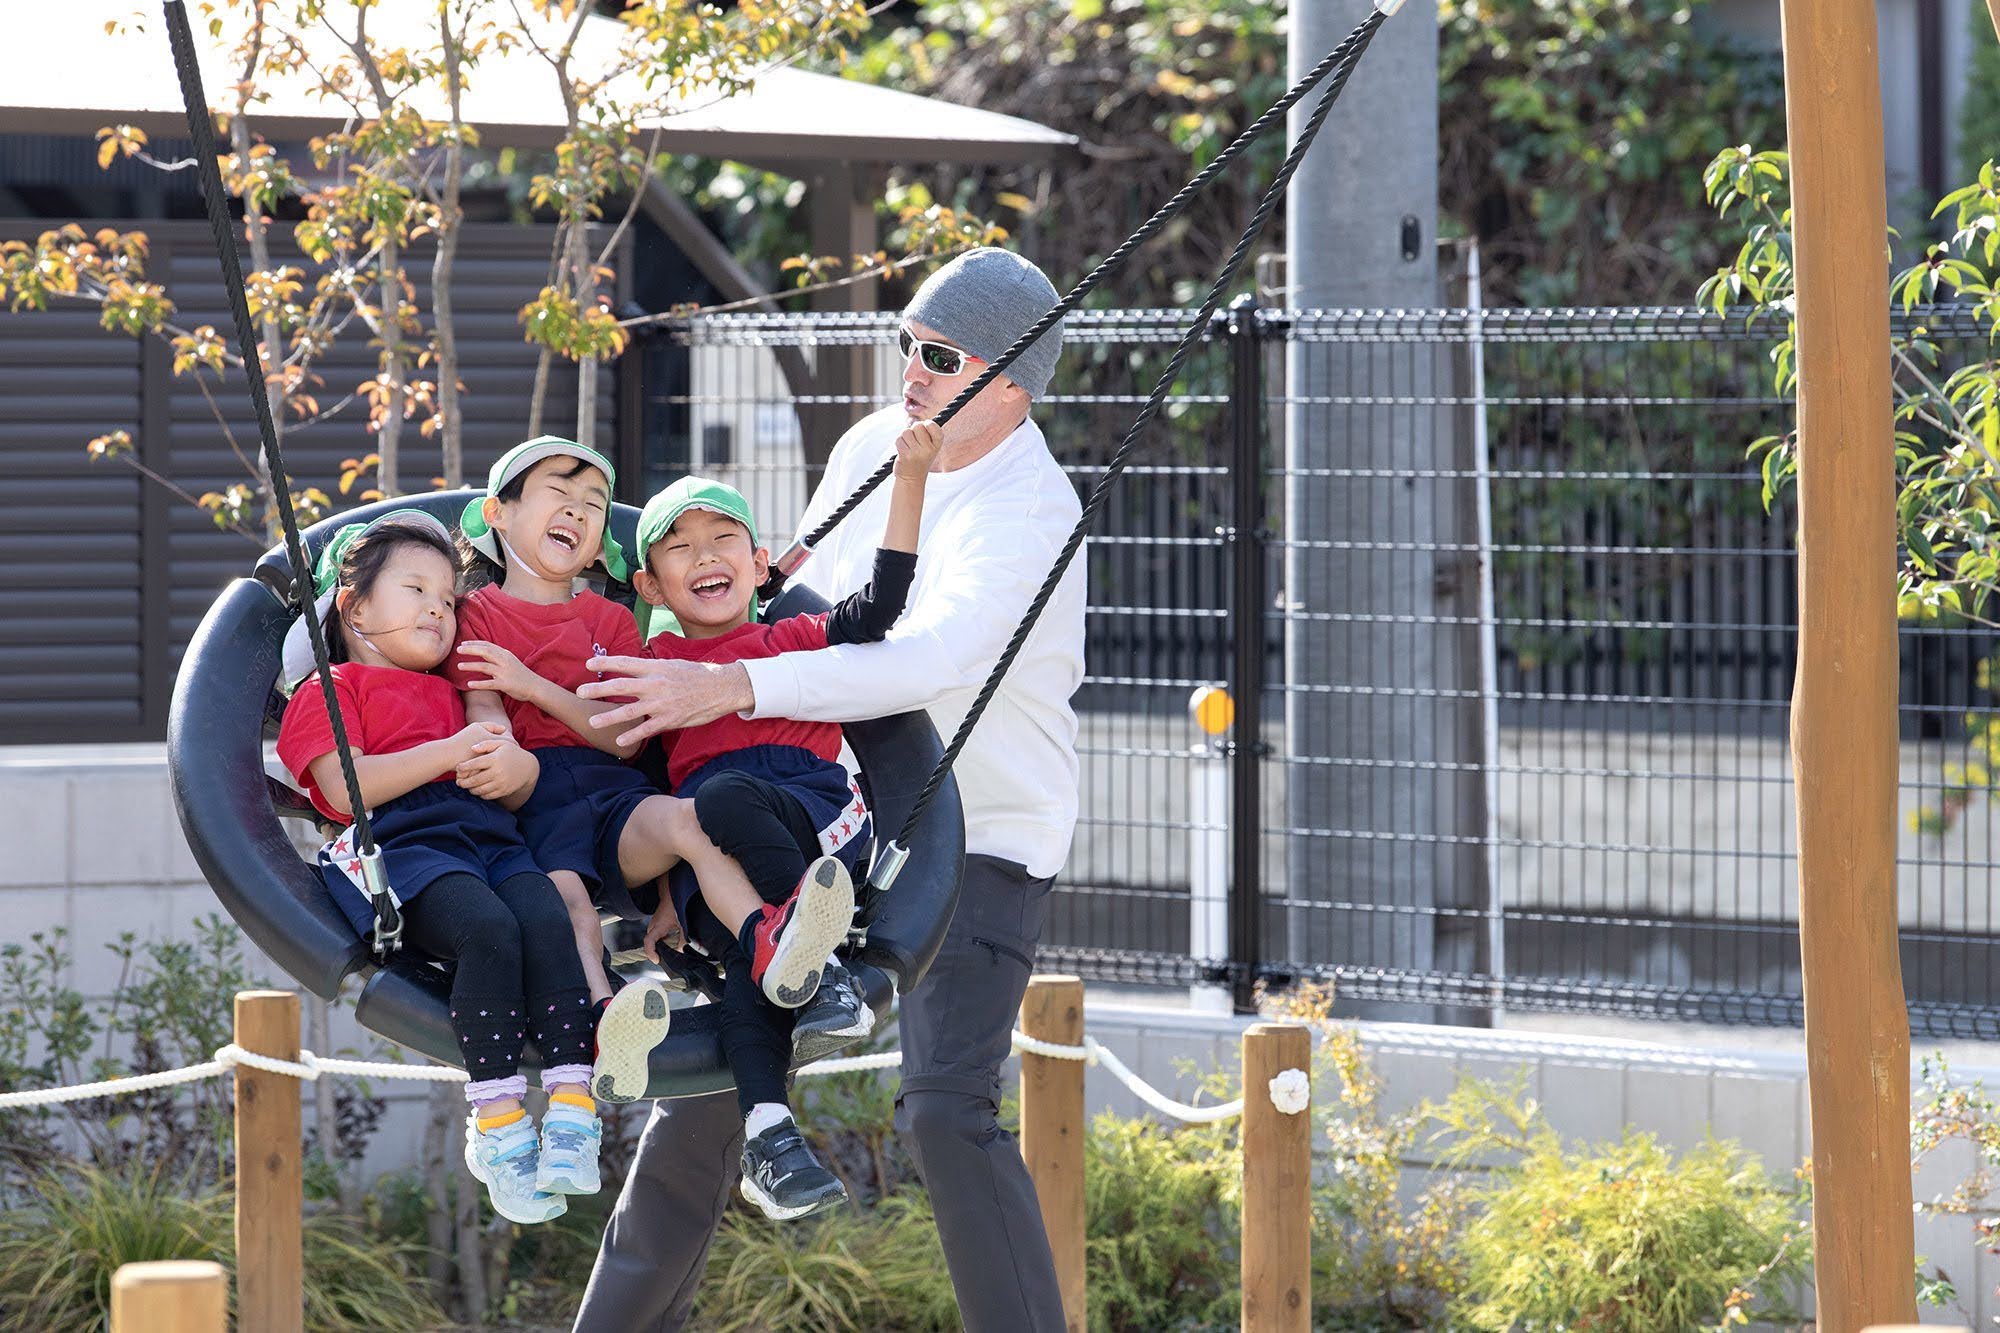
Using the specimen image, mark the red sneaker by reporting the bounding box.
[749,856,855,1008]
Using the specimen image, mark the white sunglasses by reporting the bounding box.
[897,325,983,377]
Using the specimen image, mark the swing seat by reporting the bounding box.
[167,490,965,1100]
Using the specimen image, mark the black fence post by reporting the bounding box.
[1225,293,1268,1014]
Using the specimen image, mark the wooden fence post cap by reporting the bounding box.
[1026,973,1083,988]
[113,1260,227,1289]
[1244,1022,1311,1040]
[235,989,299,1004]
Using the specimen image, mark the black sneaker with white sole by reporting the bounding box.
[738,1121,848,1221]
[791,958,874,1066]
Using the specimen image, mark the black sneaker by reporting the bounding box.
[738,1121,847,1221]
[791,959,874,1066]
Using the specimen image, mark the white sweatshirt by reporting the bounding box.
[740,406,1086,878]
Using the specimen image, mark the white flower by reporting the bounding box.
[1267,1068,1310,1115]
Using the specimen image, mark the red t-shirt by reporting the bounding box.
[646,615,841,789]
[440,584,643,751]
[277,662,466,824]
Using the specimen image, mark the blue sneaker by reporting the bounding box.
[463,1115,567,1225]
[535,1102,603,1196]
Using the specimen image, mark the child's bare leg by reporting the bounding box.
[618,796,763,934]
[549,869,614,1003]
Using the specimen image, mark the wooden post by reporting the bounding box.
[1241,1022,1311,1333]
[1019,973,1086,1333]
[110,1260,227,1333]
[1779,2,1918,1330]
[1865,1327,1971,1333]
[234,990,303,1333]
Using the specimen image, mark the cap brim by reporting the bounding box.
[281,587,339,691]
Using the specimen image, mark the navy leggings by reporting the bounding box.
[399,870,596,1078]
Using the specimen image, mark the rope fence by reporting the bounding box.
[0,1028,1299,1125]
[22,979,1314,1333]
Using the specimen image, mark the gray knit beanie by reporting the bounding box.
[902,247,1064,400]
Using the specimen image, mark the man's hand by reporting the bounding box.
[578,656,755,747]
[641,898,686,961]
[457,733,538,802]
[456,641,548,705]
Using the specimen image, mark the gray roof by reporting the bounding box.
[8,3,1074,167]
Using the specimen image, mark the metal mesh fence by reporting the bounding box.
[657,304,2000,1038]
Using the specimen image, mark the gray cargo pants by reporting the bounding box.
[571,853,1068,1333]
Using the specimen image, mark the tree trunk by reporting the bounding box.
[420,1083,455,1302]
[577,355,598,449]
[231,116,283,537]
[435,2,467,486]
[306,996,338,1179]
[570,221,596,448]
[454,1154,486,1325]
[528,348,552,440]
[377,235,404,495]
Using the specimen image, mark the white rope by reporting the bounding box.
[0,1033,1307,1123]
[0,1059,232,1109]
[0,1044,467,1109]
[794,1050,906,1076]
[1083,1038,1248,1123]
[802,1031,1304,1124]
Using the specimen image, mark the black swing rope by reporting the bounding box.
[766,0,1400,586]
[164,0,404,956]
[854,2,1398,896]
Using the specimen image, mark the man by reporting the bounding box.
[572,246,1084,1333]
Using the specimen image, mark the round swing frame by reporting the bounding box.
[167,490,965,1100]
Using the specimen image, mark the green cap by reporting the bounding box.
[631,476,762,642]
[459,435,627,580]
[282,509,454,688]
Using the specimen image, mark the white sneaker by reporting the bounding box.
[593,979,672,1104]
[534,1103,603,1196]
[463,1115,567,1225]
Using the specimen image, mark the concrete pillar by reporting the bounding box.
[1282,2,1484,1013]
[804,165,880,469]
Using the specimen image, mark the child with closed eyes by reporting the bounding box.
[274,510,651,1225]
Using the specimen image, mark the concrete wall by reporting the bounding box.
[0,743,440,1187]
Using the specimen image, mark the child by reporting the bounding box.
[274,510,652,1225]
[626,417,942,1220]
[442,438,851,1100]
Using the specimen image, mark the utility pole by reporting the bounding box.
[1283,1,1483,1010]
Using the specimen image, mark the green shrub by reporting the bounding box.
[1433,1083,1808,1333]
[1083,1112,1239,1332]
[0,1161,441,1332]
[697,1187,958,1332]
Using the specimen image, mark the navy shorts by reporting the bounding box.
[666,745,871,925]
[516,746,659,916]
[313,781,541,939]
